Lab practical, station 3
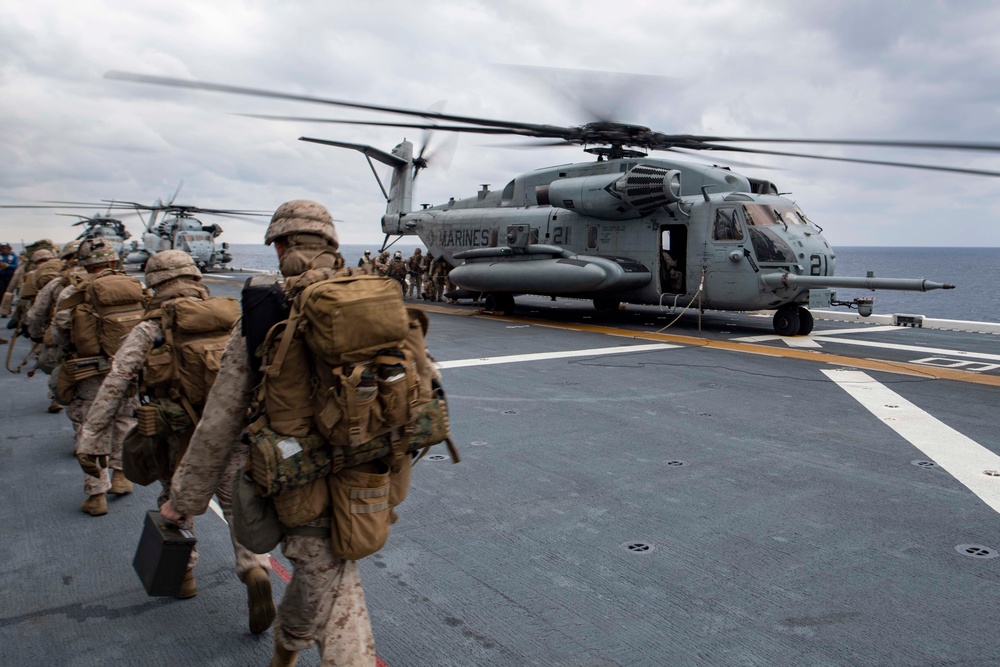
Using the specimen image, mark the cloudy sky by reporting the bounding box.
[2,0,999,248]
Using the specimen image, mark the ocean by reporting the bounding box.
[226,244,1000,324]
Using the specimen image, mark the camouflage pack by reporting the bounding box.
[141,296,240,423]
[245,269,457,535]
[70,270,147,358]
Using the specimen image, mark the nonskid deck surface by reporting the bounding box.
[3,275,999,666]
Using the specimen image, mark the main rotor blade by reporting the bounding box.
[235,114,532,135]
[694,143,1000,178]
[663,147,782,171]
[106,71,569,136]
[687,136,1000,153]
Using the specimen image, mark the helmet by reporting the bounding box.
[413,248,422,254]
[30,249,56,263]
[265,199,339,247]
[59,240,81,259]
[364,250,371,255]
[77,238,120,267]
[144,250,202,287]
[393,251,402,259]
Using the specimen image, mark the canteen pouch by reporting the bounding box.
[121,427,162,487]
[231,470,284,554]
[328,461,391,560]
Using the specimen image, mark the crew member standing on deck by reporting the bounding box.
[160,200,378,667]
[406,247,425,299]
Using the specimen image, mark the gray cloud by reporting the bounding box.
[1,0,998,249]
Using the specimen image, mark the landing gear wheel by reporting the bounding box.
[796,307,814,336]
[483,293,515,316]
[773,306,800,336]
[593,297,620,312]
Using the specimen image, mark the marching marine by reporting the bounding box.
[25,240,85,413]
[74,250,275,623]
[161,201,380,667]
[49,238,141,516]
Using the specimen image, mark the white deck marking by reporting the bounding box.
[824,369,1000,514]
[782,337,822,349]
[436,343,679,369]
[813,336,1000,362]
[734,325,906,343]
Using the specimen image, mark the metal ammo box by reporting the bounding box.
[133,510,196,596]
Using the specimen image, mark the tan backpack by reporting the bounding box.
[244,268,456,557]
[141,296,241,423]
[70,271,147,358]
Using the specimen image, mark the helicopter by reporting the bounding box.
[105,72,1000,334]
[66,213,132,256]
[0,204,134,258]
[104,193,268,271]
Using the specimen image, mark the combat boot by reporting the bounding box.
[109,469,133,495]
[269,627,298,667]
[80,493,107,516]
[242,567,276,634]
[175,569,197,599]
[46,400,63,414]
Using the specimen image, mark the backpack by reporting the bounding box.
[70,270,147,358]
[141,296,241,424]
[243,267,457,557]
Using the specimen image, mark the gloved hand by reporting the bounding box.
[76,453,108,478]
[30,336,43,344]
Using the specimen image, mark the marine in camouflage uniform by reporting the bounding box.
[421,252,436,300]
[161,200,377,667]
[386,250,407,294]
[26,241,85,414]
[76,250,274,621]
[406,247,425,298]
[373,250,389,276]
[50,240,136,516]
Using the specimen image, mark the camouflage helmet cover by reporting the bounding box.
[77,238,120,267]
[144,249,202,287]
[30,249,56,262]
[59,240,82,259]
[265,199,339,248]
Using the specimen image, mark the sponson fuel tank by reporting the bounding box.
[450,244,651,294]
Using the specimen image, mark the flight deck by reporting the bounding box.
[3,278,999,666]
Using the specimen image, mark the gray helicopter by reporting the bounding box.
[67,213,132,257]
[106,72,1000,334]
[108,195,266,271]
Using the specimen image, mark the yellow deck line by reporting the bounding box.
[413,304,1000,388]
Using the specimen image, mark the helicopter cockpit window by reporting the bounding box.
[713,207,743,241]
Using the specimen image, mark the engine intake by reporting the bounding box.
[535,165,681,220]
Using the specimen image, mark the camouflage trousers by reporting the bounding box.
[68,376,135,496]
[158,435,269,576]
[277,527,377,665]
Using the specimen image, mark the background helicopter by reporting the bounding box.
[99,188,269,270]
[107,72,1000,334]
[0,203,135,258]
